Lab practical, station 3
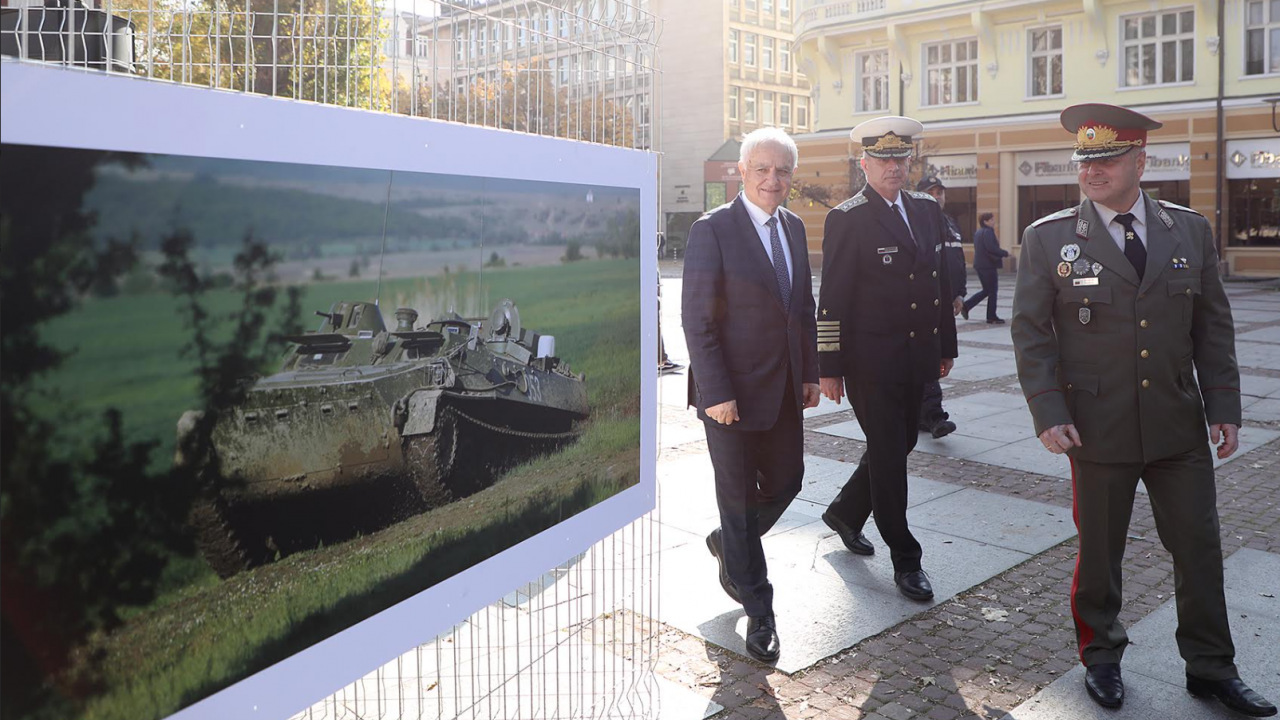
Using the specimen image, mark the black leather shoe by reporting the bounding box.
[822,510,874,555]
[705,529,742,604]
[1085,663,1124,709]
[894,570,934,601]
[960,305,970,320]
[745,615,780,662]
[931,420,957,439]
[1187,675,1277,717]
[987,317,1006,324]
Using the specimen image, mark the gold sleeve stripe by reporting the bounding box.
[817,334,841,340]
[817,342,841,352]
[817,320,840,327]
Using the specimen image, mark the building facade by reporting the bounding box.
[793,0,1279,275]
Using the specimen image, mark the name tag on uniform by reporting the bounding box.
[1072,277,1099,287]
[877,246,898,254]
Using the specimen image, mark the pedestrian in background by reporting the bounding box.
[915,175,964,439]
[962,212,1009,324]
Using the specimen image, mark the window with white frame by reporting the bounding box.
[763,91,775,125]
[729,86,739,120]
[763,37,774,71]
[780,0,790,19]
[779,95,792,126]
[729,30,739,64]
[924,39,978,105]
[763,0,773,13]
[795,96,808,128]
[856,49,889,112]
[744,89,757,123]
[746,0,757,10]
[780,40,791,72]
[1245,0,1280,75]
[1028,26,1063,96]
[415,36,430,57]
[1122,9,1194,86]
[745,33,757,66]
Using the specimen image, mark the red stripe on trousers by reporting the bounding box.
[1068,456,1093,665]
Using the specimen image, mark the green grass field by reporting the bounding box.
[27,258,642,720]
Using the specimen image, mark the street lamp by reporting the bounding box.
[1266,97,1280,133]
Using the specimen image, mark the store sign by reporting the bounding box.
[923,154,978,187]
[1015,144,1191,185]
[1225,138,1280,179]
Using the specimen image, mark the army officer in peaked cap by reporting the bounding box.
[1011,103,1275,717]
[816,116,958,602]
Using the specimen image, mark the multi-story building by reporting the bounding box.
[793,0,1280,276]
[658,0,813,248]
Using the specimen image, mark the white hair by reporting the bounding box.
[739,127,799,170]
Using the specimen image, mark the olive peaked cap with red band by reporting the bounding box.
[1060,103,1163,162]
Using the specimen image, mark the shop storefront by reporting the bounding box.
[1224,137,1280,275]
[922,154,978,241]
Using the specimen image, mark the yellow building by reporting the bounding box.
[793,0,1280,275]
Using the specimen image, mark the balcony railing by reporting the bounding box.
[795,0,888,38]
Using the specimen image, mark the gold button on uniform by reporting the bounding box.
[909,273,915,280]
[934,299,940,306]
[1083,297,1091,306]
[1140,319,1149,328]
[933,327,938,334]
[911,303,918,310]
[1185,287,1193,296]
[1142,379,1151,388]
[1067,383,1074,390]
[1140,349,1149,359]
[909,331,916,338]
[932,271,938,278]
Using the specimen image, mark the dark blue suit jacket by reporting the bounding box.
[972,226,1009,271]
[682,194,818,432]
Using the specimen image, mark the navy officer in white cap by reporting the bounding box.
[816,116,958,602]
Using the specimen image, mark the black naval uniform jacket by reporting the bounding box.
[942,212,967,299]
[1011,195,1241,464]
[817,186,959,384]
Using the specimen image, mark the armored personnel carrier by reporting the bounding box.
[179,298,588,577]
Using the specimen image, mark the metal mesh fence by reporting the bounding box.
[2,1,663,717]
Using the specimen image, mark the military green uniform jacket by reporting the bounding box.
[1011,195,1241,464]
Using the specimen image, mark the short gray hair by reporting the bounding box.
[739,127,799,170]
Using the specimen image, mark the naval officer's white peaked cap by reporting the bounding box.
[851,116,924,158]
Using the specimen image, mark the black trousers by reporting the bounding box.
[828,381,925,573]
[703,380,803,618]
[963,268,1000,320]
[1070,445,1237,679]
[918,381,946,429]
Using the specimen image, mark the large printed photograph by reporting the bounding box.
[0,143,642,720]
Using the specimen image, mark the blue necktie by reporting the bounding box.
[767,216,791,313]
[1116,213,1146,280]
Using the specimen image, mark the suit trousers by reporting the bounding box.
[919,381,947,429]
[964,268,1000,320]
[1069,444,1237,680]
[828,381,925,573]
[703,379,804,618]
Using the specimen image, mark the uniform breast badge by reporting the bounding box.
[1072,259,1090,275]
[1061,243,1081,262]
[878,246,898,265]
[1075,218,1090,239]
[1092,261,1103,276]
[1057,262,1072,277]
[1079,307,1091,325]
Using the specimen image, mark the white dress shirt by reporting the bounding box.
[742,194,794,282]
[881,192,915,240]
[1094,194,1148,251]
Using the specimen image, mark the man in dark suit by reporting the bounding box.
[962,212,1009,323]
[682,127,820,663]
[1012,103,1275,716]
[816,116,958,602]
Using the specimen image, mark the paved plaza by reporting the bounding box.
[654,267,1280,720]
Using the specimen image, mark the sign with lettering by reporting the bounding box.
[1015,144,1191,185]
[923,154,978,187]
[1225,138,1280,179]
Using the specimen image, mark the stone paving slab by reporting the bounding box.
[1238,341,1280,371]
[956,326,1015,346]
[1239,325,1280,344]
[1244,398,1280,423]
[1242,374,1280,399]
[1003,548,1280,720]
[657,455,1076,674]
[1230,308,1280,323]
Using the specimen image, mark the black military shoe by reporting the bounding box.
[1085,663,1124,709]
[705,528,742,604]
[960,305,970,320]
[893,570,934,601]
[822,510,874,555]
[745,614,780,662]
[930,419,957,439]
[987,317,1006,324]
[1187,675,1277,717]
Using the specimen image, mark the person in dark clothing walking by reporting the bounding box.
[915,176,964,438]
[962,212,1009,323]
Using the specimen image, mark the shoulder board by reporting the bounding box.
[1030,206,1079,228]
[1158,199,1202,216]
[906,190,937,203]
[836,193,867,212]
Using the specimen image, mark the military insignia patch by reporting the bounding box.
[1079,307,1091,325]
[1057,262,1072,277]
[1076,218,1090,239]
[1157,208,1175,229]
[1061,243,1081,262]
[1091,261,1103,276]
[883,254,893,265]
